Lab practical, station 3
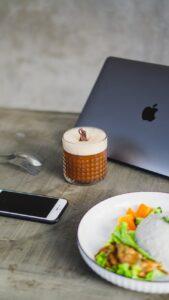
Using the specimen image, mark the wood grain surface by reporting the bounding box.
[0,108,168,299]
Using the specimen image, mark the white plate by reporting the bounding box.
[77,192,169,294]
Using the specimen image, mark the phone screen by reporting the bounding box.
[0,191,58,218]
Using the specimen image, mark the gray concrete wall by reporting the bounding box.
[0,0,169,112]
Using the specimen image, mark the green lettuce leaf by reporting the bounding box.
[116,263,142,279]
[95,252,107,267]
[95,254,164,280]
[135,217,143,225]
[151,207,162,214]
[145,269,164,281]
[109,222,152,260]
[162,216,169,223]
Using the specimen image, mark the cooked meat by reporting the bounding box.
[96,242,166,278]
[139,260,163,277]
[107,252,118,266]
[117,243,141,265]
[98,244,115,255]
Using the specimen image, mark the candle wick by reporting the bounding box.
[78,128,88,141]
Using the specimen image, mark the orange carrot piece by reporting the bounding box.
[118,214,136,230]
[126,208,135,218]
[135,203,152,218]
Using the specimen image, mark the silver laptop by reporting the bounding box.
[76,57,169,177]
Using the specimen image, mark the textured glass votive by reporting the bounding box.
[62,127,107,184]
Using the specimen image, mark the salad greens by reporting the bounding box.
[135,217,143,225]
[95,251,164,281]
[95,205,166,281]
[109,222,152,260]
[162,216,169,223]
[151,207,162,214]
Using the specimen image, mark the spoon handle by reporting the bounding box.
[0,154,16,163]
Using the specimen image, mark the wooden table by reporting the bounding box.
[0,108,169,300]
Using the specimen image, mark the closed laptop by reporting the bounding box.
[76,57,169,176]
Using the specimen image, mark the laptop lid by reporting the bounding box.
[76,57,169,177]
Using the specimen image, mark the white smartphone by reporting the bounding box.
[0,190,68,224]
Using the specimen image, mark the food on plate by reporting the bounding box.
[95,203,168,281]
[136,213,169,273]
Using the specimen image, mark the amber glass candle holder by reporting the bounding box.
[62,127,107,184]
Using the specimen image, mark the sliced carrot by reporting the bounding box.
[126,208,135,218]
[135,203,152,218]
[118,214,136,230]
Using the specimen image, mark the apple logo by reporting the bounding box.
[142,104,158,121]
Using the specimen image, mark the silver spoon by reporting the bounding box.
[0,153,42,175]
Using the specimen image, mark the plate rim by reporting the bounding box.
[78,242,169,294]
[77,192,169,292]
